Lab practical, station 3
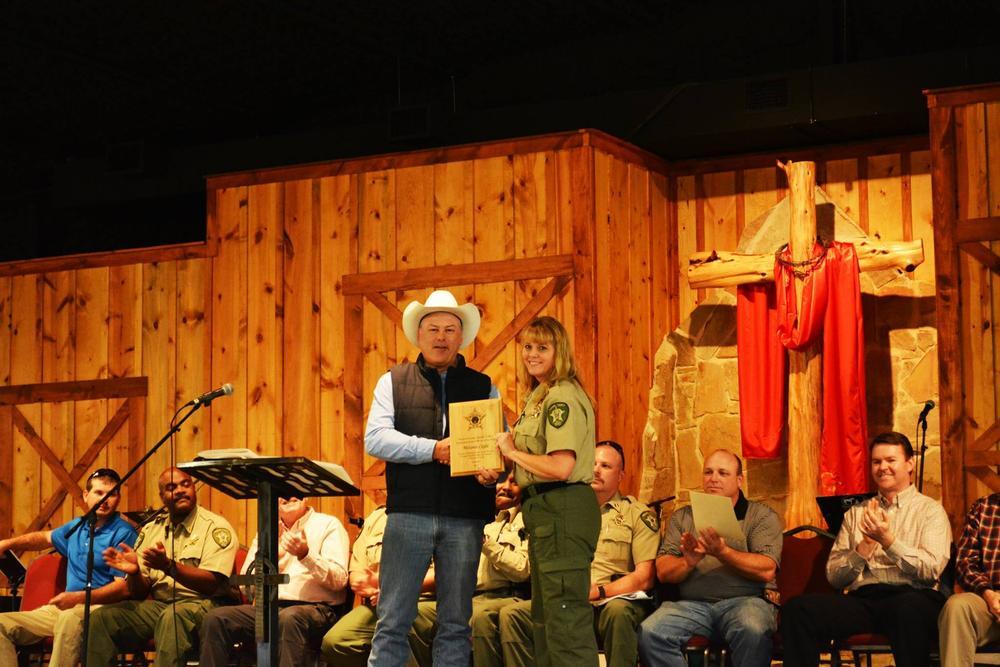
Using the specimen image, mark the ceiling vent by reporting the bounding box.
[745,77,789,112]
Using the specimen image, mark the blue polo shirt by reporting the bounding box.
[50,513,138,591]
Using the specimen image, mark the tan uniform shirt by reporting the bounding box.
[350,506,433,600]
[135,504,237,602]
[513,379,596,487]
[477,507,529,592]
[591,493,660,587]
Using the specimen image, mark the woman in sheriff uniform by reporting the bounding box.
[493,315,600,667]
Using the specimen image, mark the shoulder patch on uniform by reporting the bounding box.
[212,527,232,548]
[640,510,660,532]
[546,402,569,428]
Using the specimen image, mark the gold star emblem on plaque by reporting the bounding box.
[465,407,487,431]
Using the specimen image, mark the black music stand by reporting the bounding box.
[179,457,359,667]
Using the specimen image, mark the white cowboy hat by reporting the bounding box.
[401,290,481,349]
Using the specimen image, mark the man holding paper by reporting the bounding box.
[500,440,658,667]
[364,289,500,667]
[638,449,782,667]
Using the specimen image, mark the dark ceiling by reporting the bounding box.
[2,0,999,262]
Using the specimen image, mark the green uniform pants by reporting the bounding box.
[407,591,525,667]
[501,597,652,667]
[522,483,600,667]
[320,603,428,667]
[86,598,217,667]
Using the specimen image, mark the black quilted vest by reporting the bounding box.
[387,354,493,521]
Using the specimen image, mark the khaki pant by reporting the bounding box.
[86,598,217,667]
[939,591,1000,667]
[0,603,97,667]
[320,604,422,667]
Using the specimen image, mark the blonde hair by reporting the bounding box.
[520,316,592,405]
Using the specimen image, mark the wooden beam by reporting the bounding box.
[468,275,572,373]
[570,145,598,391]
[925,82,1000,109]
[956,216,1000,243]
[965,451,1000,467]
[665,135,928,177]
[0,243,215,278]
[207,130,595,189]
[343,295,365,521]
[343,255,574,295]
[960,242,1000,274]
[687,239,925,290]
[968,419,1000,453]
[27,402,132,533]
[12,407,88,513]
[364,292,404,327]
[929,103,966,530]
[780,160,824,532]
[967,467,1000,493]
[0,377,148,405]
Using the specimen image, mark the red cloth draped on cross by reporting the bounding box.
[737,241,868,495]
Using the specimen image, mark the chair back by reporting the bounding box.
[777,525,837,603]
[20,552,67,612]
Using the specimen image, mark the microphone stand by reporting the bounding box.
[917,413,929,493]
[64,398,207,667]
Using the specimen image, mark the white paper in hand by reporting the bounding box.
[690,491,743,545]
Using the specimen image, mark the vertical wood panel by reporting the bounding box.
[824,159,861,222]
[141,261,177,506]
[0,277,12,550]
[473,156,516,402]
[75,268,109,489]
[628,164,653,493]
[593,151,613,437]
[108,264,142,508]
[676,175,698,321]
[650,172,672,345]
[395,166,435,365]
[176,259,212,462]
[283,180,321,464]
[12,276,43,535]
[910,150,936,283]
[513,153,557,398]
[42,272,75,527]
[743,167,780,226]
[867,155,905,243]
[320,175,357,520]
[606,155,631,443]
[360,170,396,482]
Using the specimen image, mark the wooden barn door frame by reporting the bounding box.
[928,84,1000,529]
[0,377,148,545]
[341,254,580,507]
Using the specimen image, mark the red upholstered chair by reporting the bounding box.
[15,552,67,667]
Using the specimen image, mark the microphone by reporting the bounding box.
[193,383,234,406]
[917,400,935,423]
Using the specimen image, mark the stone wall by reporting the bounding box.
[639,189,939,522]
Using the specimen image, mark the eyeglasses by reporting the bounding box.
[90,468,122,484]
[596,440,626,469]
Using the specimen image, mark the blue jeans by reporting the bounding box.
[368,512,485,667]
[638,597,776,667]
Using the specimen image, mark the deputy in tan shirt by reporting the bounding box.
[86,467,237,667]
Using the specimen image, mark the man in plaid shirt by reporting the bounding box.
[939,493,1000,665]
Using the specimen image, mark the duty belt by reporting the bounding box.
[522,481,589,500]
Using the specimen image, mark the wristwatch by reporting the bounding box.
[598,584,607,599]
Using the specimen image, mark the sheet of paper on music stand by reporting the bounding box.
[690,491,743,545]
[195,449,355,486]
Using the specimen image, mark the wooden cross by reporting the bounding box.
[686,161,925,529]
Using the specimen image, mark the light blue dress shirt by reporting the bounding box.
[365,369,500,464]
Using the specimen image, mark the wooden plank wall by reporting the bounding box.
[0,129,938,558]
[670,145,935,322]
[954,96,1000,507]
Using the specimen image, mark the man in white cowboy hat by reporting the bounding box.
[365,289,499,667]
